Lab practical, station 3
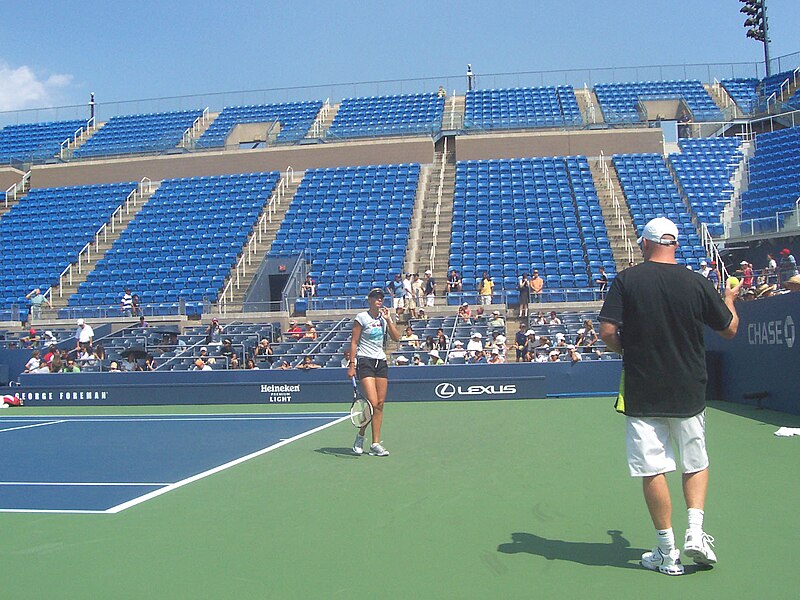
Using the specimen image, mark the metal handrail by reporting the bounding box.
[3,170,31,208]
[428,137,448,272]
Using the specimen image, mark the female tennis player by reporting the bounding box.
[347,287,401,456]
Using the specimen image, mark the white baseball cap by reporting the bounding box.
[77,318,85,326]
[637,217,679,245]
[471,332,482,339]
[525,330,535,336]
[428,349,440,358]
[425,270,432,276]
[700,260,707,266]
[396,355,409,364]
[495,335,506,344]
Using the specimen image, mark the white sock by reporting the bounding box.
[687,508,704,532]
[656,528,675,554]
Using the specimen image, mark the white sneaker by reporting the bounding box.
[352,434,364,455]
[684,529,716,565]
[641,547,684,575]
[369,442,390,457]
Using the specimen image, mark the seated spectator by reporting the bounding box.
[42,330,58,345]
[43,344,58,365]
[193,359,212,371]
[428,349,444,365]
[61,358,81,373]
[494,334,507,360]
[435,328,448,350]
[548,349,561,362]
[567,345,582,363]
[755,283,776,299]
[533,311,547,325]
[122,355,139,372]
[301,275,316,298]
[423,335,436,352]
[784,274,800,292]
[548,311,562,325]
[466,332,483,355]
[457,302,472,323]
[229,355,241,369]
[108,361,121,372]
[255,338,274,363]
[286,320,304,340]
[474,306,486,321]
[399,326,420,348]
[340,349,352,368]
[468,349,487,364]
[437,85,446,99]
[411,353,423,366]
[137,315,148,329]
[514,323,527,362]
[395,355,410,366]
[488,348,504,364]
[21,328,40,348]
[277,360,292,370]
[245,358,259,370]
[143,355,157,371]
[198,347,209,363]
[523,331,539,362]
[488,310,505,331]
[78,348,98,367]
[303,322,318,340]
[220,339,236,361]
[296,355,321,369]
[447,270,463,293]
[554,332,567,347]
[416,308,429,321]
[24,350,42,373]
[447,340,467,362]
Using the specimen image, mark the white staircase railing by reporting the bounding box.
[701,223,728,284]
[309,99,331,138]
[599,152,635,264]
[3,170,31,208]
[60,117,96,160]
[428,137,448,273]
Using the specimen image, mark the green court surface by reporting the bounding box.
[2,398,798,599]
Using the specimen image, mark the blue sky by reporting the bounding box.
[1,0,798,114]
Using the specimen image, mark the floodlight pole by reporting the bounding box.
[762,1,771,77]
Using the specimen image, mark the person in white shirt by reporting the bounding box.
[74,319,94,354]
[447,340,467,362]
[698,260,711,279]
[466,332,483,356]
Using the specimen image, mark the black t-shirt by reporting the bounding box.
[598,261,733,418]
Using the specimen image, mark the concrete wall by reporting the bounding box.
[29,137,435,188]
[454,128,664,161]
[0,166,25,192]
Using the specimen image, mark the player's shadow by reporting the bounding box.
[498,529,710,574]
[314,447,361,459]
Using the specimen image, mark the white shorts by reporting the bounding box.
[392,297,403,309]
[426,294,435,307]
[625,412,708,477]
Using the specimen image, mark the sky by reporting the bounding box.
[1,0,798,117]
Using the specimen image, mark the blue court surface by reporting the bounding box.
[0,412,347,514]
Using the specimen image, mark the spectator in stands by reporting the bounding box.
[567,345,582,363]
[255,339,274,363]
[205,318,224,346]
[340,349,352,368]
[435,328,448,350]
[494,334,508,361]
[143,355,157,371]
[20,328,40,349]
[198,347,209,364]
[42,344,58,365]
[764,253,778,285]
[428,349,444,365]
[301,275,316,298]
[466,332,483,356]
[403,273,416,318]
[193,359,212,371]
[42,330,58,346]
[548,349,561,362]
[108,361,121,373]
[784,274,800,292]
[122,354,139,372]
[488,348,504,364]
[303,322,318,340]
[596,266,609,299]
[286,320,304,340]
[778,248,798,288]
[514,323,527,362]
[25,288,51,321]
[423,335,436,352]
[412,273,424,311]
[120,288,133,317]
[698,260,711,279]
[220,339,236,363]
[437,85,446,99]
[533,311,547,326]
[137,316,148,329]
[395,355,410,366]
[479,272,494,306]
[245,358,259,370]
[94,344,106,362]
[416,308,428,321]
[576,319,599,348]
[448,340,467,362]
[399,326,420,348]
[707,261,720,290]
[61,357,81,373]
[388,274,405,316]
[755,283,776,299]
[229,355,241,369]
[548,311,562,325]
[488,310,505,332]
[468,349,487,364]
[411,353,422,366]
[530,270,544,304]
[447,270,463,293]
[24,350,41,373]
[518,273,531,318]
[739,261,754,290]
[457,302,472,324]
[131,294,143,317]
[424,270,436,307]
[78,347,97,367]
[277,360,292,370]
[296,355,321,370]
[74,319,94,355]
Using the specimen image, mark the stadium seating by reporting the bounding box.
[449,156,615,304]
[463,86,582,130]
[0,182,138,310]
[196,101,322,147]
[740,126,800,223]
[669,137,742,237]
[68,172,280,315]
[720,78,760,115]
[327,94,443,138]
[269,163,419,308]
[73,109,204,158]
[594,80,722,123]
[612,153,707,267]
[0,119,86,164]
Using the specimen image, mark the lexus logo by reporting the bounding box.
[435,382,456,399]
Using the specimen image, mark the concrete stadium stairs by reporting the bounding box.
[588,156,638,268]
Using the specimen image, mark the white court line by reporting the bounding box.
[0,482,170,487]
[0,420,66,434]
[105,414,351,514]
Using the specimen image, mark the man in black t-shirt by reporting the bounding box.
[599,217,740,576]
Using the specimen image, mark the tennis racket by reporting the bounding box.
[349,376,373,428]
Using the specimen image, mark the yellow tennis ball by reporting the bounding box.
[727,276,740,289]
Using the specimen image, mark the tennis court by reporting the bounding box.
[1,398,798,599]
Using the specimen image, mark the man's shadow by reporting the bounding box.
[498,529,710,574]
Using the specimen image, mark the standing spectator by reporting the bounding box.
[423,270,436,307]
[403,273,416,319]
[478,272,494,306]
[598,217,740,576]
[517,273,531,318]
[595,266,609,299]
[389,274,405,316]
[412,273,424,312]
[707,261,720,291]
[205,318,224,346]
[778,248,798,287]
[764,253,778,285]
[698,260,711,278]
[530,270,544,304]
[74,319,94,355]
[120,288,133,317]
[739,261,754,290]
[131,293,143,317]
[25,288,51,322]
[514,322,527,362]
[523,330,538,362]
[300,274,316,298]
[447,269,462,293]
